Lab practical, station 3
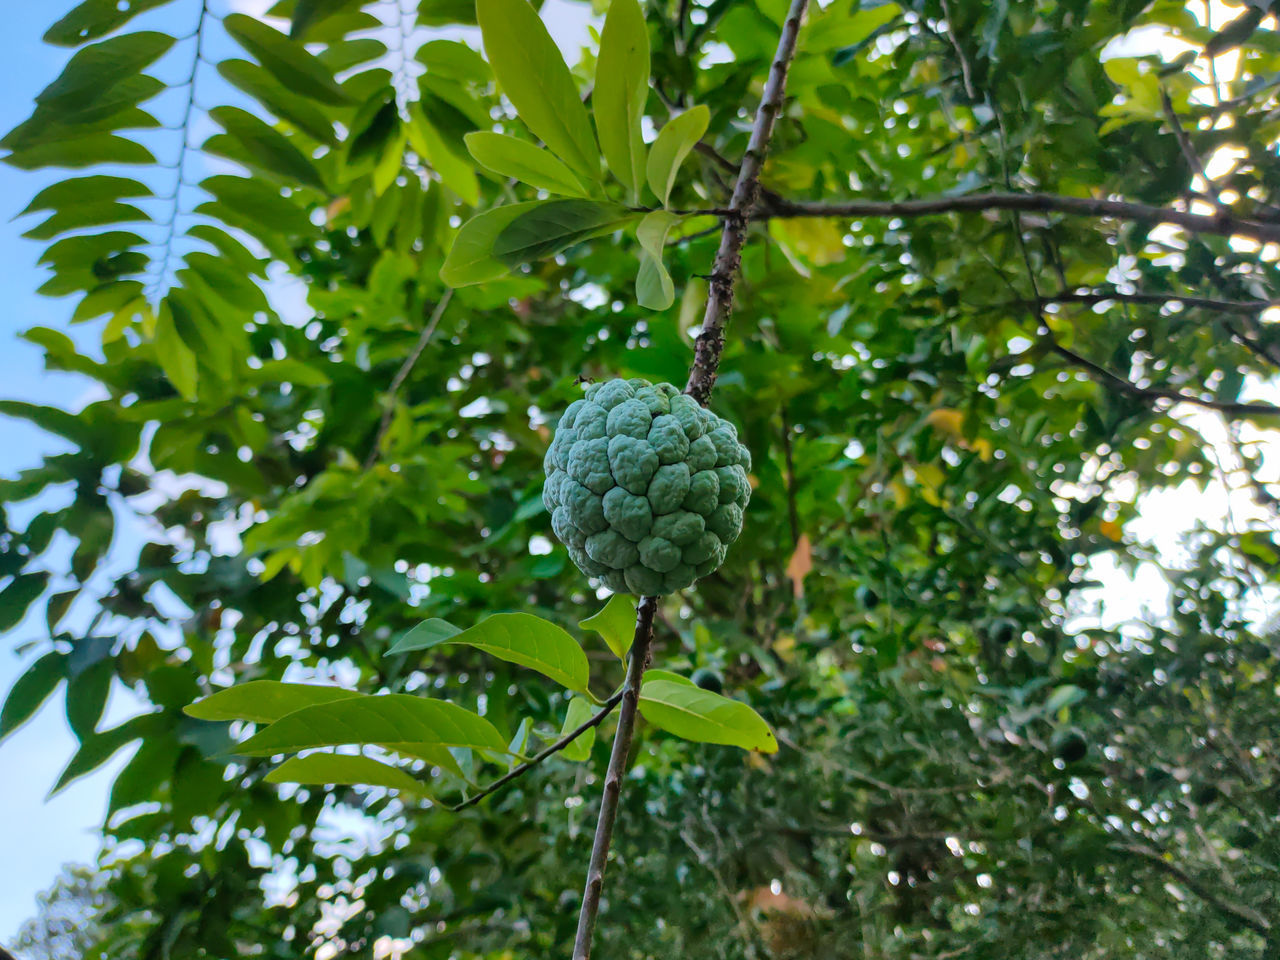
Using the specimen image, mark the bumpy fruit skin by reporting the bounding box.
[543,378,751,594]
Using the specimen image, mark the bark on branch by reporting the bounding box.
[684,0,812,405]
[755,192,1280,247]
[572,3,811,956]
[1113,841,1271,937]
[572,595,657,960]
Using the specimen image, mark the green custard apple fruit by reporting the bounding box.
[543,378,751,595]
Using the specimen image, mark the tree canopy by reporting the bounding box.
[3,0,1280,957]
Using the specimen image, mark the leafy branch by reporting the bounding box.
[573,1,810,955]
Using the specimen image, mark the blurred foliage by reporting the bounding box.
[3,0,1280,957]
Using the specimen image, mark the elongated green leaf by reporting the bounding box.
[238,694,508,755]
[559,697,596,762]
[476,0,600,180]
[440,200,541,286]
[391,612,590,693]
[5,134,154,170]
[639,678,778,753]
[44,0,174,46]
[646,105,709,207]
[579,594,638,660]
[0,570,48,628]
[493,199,632,265]
[386,619,463,656]
[417,39,490,83]
[636,209,680,310]
[223,13,351,105]
[642,669,693,687]
[20,176,151,216]
[51,712,163,795]
[463,132,587,197]
[152,308,198,401]
[289,0,368,39]
[207,106,327,191]
[594,0,649,201]
[217,60,337,145]
[407,105,479,204]
[188,225,267,278]
[418,0,477,25]
[2,104,160,154]
[72,280,145,324]
[35,31,175,109]
[185,680,362,724]
[25,202,149,241]
[266,753,427,793]
[0,652,66,742]
[199,175,313,235]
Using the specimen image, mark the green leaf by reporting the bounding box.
[440,201,542,286]
[51,712,163,795]
[475,0,600,181]
[1045,684,1085,715]
[2,103,160,153]
[5,134,154,170]
[639,679,778,753]
[184,680,363,724]
[559,697,596,762]
[386,618,464,656]
[66,658,113,740]
[206,106,327,191]
[289,0,368,39]
[407,105,480,205]
[43,0,174,46]
[223,13,351,106]
[25,201,149,241]
[646,105,709,207]
[19,176,152,216]
[508,716,532,764]
[391,612,590,694]
[152,308,198,401]
[579,594,638,660]
[345,95,399,167]
[199,175,313,235]
[237,694,509,755]
[492,199,633,265]
[188,225,268,278]
[417,0,477,25]
[217,60,338,145]
[0,652,66,742]
[594,0,650,201]
[35,31,175,110]
[641,669,693,687]
[0,571,50,632]
[265,753,427,793]
[463,132,587,197]
[636,210,680,310]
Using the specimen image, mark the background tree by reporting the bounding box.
[2,0,1280,958]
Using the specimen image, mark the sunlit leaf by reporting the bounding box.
[639,678,778,753]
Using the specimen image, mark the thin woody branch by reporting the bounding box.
[1112,841,1271,937]
[1045,340,1280,417]
[684,0,812,405]
[573,3,812,957]
[572,595,657,960]
[448,687,626,812]
[752,192,1280,246]
[365,289,453,469]
[1032,290,1274,315]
